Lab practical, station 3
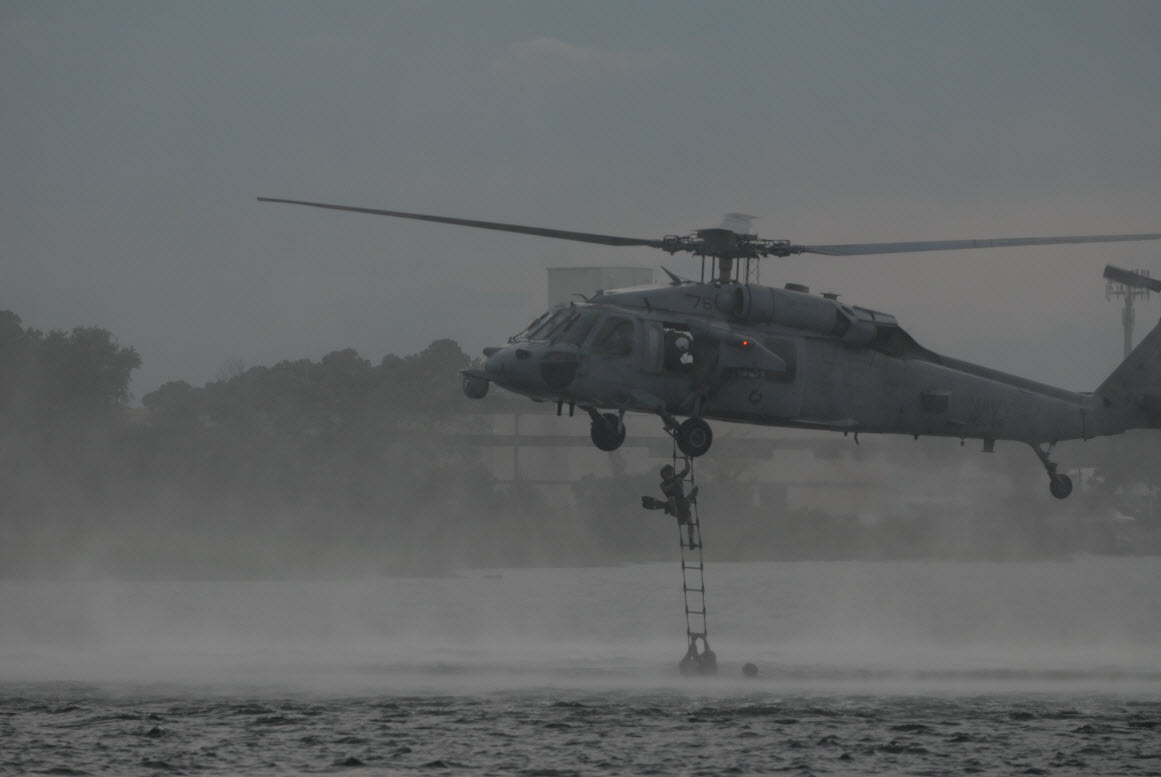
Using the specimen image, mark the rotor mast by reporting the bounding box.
[660,227,790,285]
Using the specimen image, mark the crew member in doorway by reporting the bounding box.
[664,330,694,371]
[641,459,699,548]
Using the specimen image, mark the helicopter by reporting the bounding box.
[258,197,1161,499]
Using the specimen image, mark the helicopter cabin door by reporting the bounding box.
[641,322,701,373]
[662,327,696,374]
[578,314,643,404]
[642,322,717,411]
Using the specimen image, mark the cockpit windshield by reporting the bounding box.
[512,307,572,342]
[556,309,598,345]
[510,305,601,346]
[513,310,551,341]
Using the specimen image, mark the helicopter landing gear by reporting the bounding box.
[675,417,713,458]
[1049,474,1073,500]
[1030,442,1073,499]
[588,409,626,452]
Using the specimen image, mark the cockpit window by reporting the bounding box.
[556,310,598,346]
[525,308,570,341]
[591,317,634,356]
[512,310,550,342]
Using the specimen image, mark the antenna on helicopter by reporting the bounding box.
[1104,265,1160,358]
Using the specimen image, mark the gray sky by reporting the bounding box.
[4,1,1160,399]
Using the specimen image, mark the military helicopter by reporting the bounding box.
[258,197,1161,499]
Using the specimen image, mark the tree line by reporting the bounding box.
[0,311,519,576]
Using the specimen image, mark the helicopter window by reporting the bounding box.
[557,310,598,346]
[512,310,552,341]
[663,328,695,372]
[592,317,634,356]
[528,308,570,341]
[763,338,797,383]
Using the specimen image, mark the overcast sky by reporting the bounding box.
[4,1,1160,399]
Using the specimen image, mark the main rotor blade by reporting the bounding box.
[795,234,1161,256]
[259,197,1161,263]
[257,197,664,249]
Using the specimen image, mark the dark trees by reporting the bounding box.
[0,313,141,431]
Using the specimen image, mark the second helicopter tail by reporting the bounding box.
[1095,317,1161,429]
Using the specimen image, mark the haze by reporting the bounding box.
[4,560,1158,695]
[3,1,1160,398]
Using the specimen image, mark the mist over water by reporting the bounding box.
[3,558,1158,695]
[4,558,1160,775]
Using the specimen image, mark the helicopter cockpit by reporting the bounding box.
[475,303,659,403]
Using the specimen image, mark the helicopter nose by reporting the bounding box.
[482,345,531,384]
[481,344,577,394]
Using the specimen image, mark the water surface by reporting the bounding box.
[2,559,1158,774]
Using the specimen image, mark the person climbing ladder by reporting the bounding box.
[641,453,716,675]
[641,459,700,549]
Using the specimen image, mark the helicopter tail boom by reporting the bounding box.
[1095,317,1161,430]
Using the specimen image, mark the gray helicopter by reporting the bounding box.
[258,197,1161,499]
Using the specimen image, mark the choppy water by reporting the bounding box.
[4,687,1160,776]
[2,559,1159,775]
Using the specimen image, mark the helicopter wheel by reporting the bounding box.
[590,412,626,452]
[676,418,713,458]
[1049,473,1073,500]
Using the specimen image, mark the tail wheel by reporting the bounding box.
[1049,474,1073,500]
[676,417,713,458]
[590,412,626,452]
